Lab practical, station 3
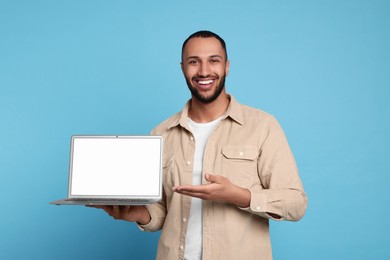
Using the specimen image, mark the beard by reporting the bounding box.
[185,75,226,104]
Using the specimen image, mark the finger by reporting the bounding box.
[174,185,209,193]
[205,173,222,183]
[174,185,213,196]
[205,173,214,182]
[112,205,120,217]
[175,189,208,199]
[122,206,131,214]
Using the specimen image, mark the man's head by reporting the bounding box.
[181,30,228,62]
[181,30,230,104]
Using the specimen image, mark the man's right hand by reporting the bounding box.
[91,205,151,225]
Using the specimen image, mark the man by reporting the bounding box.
[96,30,308,260]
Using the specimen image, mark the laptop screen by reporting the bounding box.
[69,136,162,197]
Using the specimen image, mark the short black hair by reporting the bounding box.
[181,30,228,62]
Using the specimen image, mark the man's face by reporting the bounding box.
[181,37,230,104]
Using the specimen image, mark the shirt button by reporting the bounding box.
[190,136,194,141]
[180,245,184,250]
[186,161,191,166]
[239,151,244,156]
[183,218,187,222]
[256,206,261,211]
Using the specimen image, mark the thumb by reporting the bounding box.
[205,173,219,183]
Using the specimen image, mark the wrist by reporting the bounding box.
[230,185,251,208]
[134,206,151,225]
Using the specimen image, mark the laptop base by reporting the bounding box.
[50,198,158,206]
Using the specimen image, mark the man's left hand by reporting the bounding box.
[172,173,250,208]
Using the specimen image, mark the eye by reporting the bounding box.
[210,58,221,63]
[188,60,199,65]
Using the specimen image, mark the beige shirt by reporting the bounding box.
[140,95,308,260]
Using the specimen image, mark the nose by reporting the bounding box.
[198,62,211,77]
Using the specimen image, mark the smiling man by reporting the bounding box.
[96,30,308,260]
[182,35,229,106]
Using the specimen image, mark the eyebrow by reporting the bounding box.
[185,55,224,61]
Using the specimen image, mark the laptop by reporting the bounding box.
[50,135,163,206]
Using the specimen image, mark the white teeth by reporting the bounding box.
[198,80,213,85]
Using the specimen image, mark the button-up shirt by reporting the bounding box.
[140,95,308,260]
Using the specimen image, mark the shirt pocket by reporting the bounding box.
[221,145,258,188]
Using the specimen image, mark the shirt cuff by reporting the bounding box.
[238,188,284,221]
[137,204,165,232]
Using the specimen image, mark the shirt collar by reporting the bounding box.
[225,95,244,125]
[167,94,244,130]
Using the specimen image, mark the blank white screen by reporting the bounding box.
[70,137,161,196]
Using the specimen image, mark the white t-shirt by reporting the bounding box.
[184,116,223,260]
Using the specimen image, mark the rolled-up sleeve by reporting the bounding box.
[137,202,167,231]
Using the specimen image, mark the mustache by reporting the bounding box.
[192,75,217,80]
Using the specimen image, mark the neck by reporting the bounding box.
[188,91,230,123]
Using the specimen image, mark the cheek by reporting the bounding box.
[214,65,228,76]
[183,68,198,79]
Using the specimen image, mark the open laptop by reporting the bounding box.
[50,135,163,206]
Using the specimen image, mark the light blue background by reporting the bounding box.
[1,0,389,259]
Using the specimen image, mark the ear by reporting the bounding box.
[180,61,184,73]
[225,60,230,76]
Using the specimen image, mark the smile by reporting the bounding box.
[193,78,215,91]
[198,79,214,85]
